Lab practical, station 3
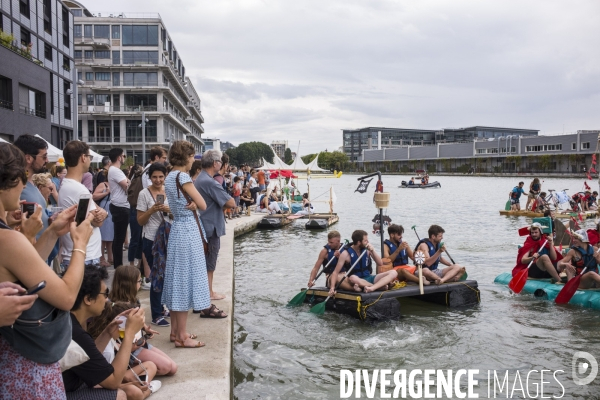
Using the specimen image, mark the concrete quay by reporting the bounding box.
[130,213,265,399]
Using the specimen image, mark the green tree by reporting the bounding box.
[284,148,293,164]
[301,153,318,164]
[225,142,274,167]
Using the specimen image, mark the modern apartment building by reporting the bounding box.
[0,0,75,146]
[64,1,204,162]
[270,140,288,159]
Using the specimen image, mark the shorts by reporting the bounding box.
[415,268,444,278]
[132,342,153,357]
[363,275,376,284]
[67,384,117,400]
[206,234,220,272]
[511,198,520,205]
[528,263,555,279]
[528,192,536,199]
[393,265,416,274]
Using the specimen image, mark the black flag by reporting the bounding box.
[355,178,372,193]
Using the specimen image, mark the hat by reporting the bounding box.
[573,229,589,243]
[530,222,549,230]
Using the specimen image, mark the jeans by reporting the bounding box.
[142,237,164,320]
[128,207,143,263]
[60,258,101,273]
[110,204,129,268]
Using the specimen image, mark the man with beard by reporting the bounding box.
[415,225,466,285]
[14,134,50,240]
[513,222,562,281]
[328,230,397,294]
[307,231,348,290]
[557,230,600,288]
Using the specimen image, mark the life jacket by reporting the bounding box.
[384,239,409,266]
[345,246,372,279]
[531,183,540,192]
[510,187,520,199]
[414,239,440,270]
[572,245,598,274]
[588,195,597,207]
[322,244,345,274]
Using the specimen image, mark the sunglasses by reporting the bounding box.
[97,288,110,298]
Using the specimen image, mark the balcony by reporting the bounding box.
[20,105,46,119]
[74,36,111,49]
[0,40,44,68]
[90,12,162,19]
[0,99,13,110]
[79,105,161,114]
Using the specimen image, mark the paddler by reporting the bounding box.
[557,230,600,288]
[512,222,563,281]
[307,231,348,289]
[383,224,427,285]
[328,230,397,294]
[414,225,466,285]
[509,182,527,211]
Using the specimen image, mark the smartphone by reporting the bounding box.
[156,194,165,205]
[75,194,91,226]
[22,281,46,295]
[21,202,36,217]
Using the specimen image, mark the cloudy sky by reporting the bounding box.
[94,0,599,153]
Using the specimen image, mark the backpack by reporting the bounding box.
[127,169,144,207]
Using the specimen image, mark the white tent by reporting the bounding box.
[289,154,309,171]
[306,154,328,172]
[0,137,8,144]
[89,148,103,163]
[34,134,62,162]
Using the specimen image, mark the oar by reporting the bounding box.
[309,249,368,315]
[411,225,420,241]
[509,239,548,294]
[287,241,349,307]
[555,249,600,304]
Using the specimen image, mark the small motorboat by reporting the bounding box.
[400,181,441,189]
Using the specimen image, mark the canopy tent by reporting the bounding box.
[306,154,328,172]
[89,148,103,163]
[288,154,309,171]
[258,155,291,170]
[269,170,297,179]
[34,134,62,162]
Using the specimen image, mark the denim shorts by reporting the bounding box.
[61,258,101,273]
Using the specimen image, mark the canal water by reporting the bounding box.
[233,175,600,399]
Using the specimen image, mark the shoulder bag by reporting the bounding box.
[176,172,209,256]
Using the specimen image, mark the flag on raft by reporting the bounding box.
[584,181,591,190]
[355,178,373,193]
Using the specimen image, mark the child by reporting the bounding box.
[111,266,178,376]
[232,176,242,217]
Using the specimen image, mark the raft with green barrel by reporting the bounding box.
[494,272,600,310]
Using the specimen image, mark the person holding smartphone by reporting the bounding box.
[58,141,108,270]
[136,162,171,327]
[0,282,37,327]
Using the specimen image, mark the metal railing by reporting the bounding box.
[20,105,46,118]
[79,105,160,113]
[0,99,13,110]
[0,41,44,67]
[91,12,162,19]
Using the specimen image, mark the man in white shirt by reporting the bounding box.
[59,141,107,269]
[107,148,130,268]
[142,146,168,189]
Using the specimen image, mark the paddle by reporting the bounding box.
[555,248,599,304]
[309,248,368,315]
[508,239,548,294]
[413,227,468,281]
[287,241,349,307]
[505,198,511,211]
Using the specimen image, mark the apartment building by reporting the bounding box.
[270,140,288,159]
[64,1,204,162]
[0,0,75,146]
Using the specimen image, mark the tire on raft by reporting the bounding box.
[494,272,600,309]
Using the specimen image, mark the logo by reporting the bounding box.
[572,351,598,386]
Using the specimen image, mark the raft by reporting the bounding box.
[305,214,339,230]
[303,280,480,323]
[256,214,293,229]
[399,181,441,189]
[494,272,600,310]
[499,210,597,219]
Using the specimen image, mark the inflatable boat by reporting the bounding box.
[399,181,441,189]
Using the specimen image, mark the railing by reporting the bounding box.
[79,105,160,113]
[0,41,44,67]
[122,57,159,65]
[91,12,161,19]
[125,133,158,142]
[20,105,46,118]
[0,99,13,110]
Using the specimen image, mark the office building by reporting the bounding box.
[0,0,75,146]
[270,140,288,159]
[220,140,235,152]
[64,1,204,162]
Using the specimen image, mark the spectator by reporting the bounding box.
[137,162,171,327]
[51,164,67,192]
[142,147,168,189]
[59,141,107,270]
[32,172,57,206]
[108,148,130,269]
[93,176,114,268]
[63,265,159,398]
[248,170,259,203]
[232,176,242,217]
[13,134,50,241]
[127,164,144,270]
[240,186,255,214]
[163,140,209,348]
[195,149,236,303]
[82,168,94,193]
[257,169,266,191]
[190,160,202,182]
[0,282,36,327]
[94,156,110,187]
[0,142,95,398]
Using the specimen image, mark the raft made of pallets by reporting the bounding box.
[303,280,480,322]
[305,214,339,230]
[499,210,597,219]
[494,272,600,310]
[256,214,294,229]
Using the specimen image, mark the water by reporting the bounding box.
[233,175,600,399]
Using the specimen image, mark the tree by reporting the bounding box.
[284,148,293,164]
[225,142,274,167]
[301,153,318,164]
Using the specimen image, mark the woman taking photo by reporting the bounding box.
[0,143,94,398]
[163,141,209,348]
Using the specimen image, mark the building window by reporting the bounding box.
[113,94,120,108]
[77,72,82,81]
[161,28,166,50]
[74,50,82,59]
[43,0,52,33]
[84,25,92,38]
[20,28,31,47]
[113,120,120,142]
[77,93,82,105]
[582,142,590,150]
[19,84,45,118]
[125,94,157,110]
[95,94,110,105]
[74,25,82,38]
[95,72,111,81]
[122,25,159,46]
[96,120,111,142]
[85,72,93,81]
[78,120,82,140]
[123,72,158,86]
[94,25,109,39]
[63,55,70,71]
[84,50,93,59]
[112,51,120,64]
[44,43,52,61]
[49,72,53,114]
[19,0,30,18]
[126,120,157,142]
[71,9,83,17]
[86,94,94,105]
[62,7,70,47]
[525,144,563,152]
[476,149,486,154]
[95,51,110,59]
[63,81,71,119]
[122,51,158,64]
[112,72,120,86]
[112,25,120,39]
[0,75,13,110]
[88,120,95,141]
[572,143,576,150]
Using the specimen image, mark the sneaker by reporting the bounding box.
[151,317,170,327]
[162,309,170,319]
[149,380,162,394]
[140,279,151,291]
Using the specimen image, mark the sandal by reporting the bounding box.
[174,338,205,348]
[170,333,197,342]
[199,304,228,318]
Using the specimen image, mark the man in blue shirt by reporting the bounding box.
[510,181,527,211]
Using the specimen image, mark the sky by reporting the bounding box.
[90,0,599,153]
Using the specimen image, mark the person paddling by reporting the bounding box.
[307,231,346,289]
[557,230,600,289]
[383,224,426,285]
[512,222,563,281]
[414,225,465,285]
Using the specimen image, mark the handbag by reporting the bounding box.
[176,172,209,256]
[59,340,90,372]
[0,297,72,364]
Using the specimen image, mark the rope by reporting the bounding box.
[358,281,406,320]
[457,282,481,303]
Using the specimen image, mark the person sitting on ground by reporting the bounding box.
[414,225,466,285]
[512,222,563,282]
[307,231,347,289]
[258,191,282,214]
[383,224,425,285]
[239,186,254,214]
[329,230,398,294]
[526,178,542,211]
[557,230,600,289]
[63,265,160,399]
[510,182,527,211]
